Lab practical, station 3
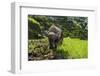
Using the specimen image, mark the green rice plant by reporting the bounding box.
[58,37,88,59]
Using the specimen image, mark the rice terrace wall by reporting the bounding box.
[28,15,88,61]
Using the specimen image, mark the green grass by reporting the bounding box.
[28,37,88,60]
[57,37,88,59]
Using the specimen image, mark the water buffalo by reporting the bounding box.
[48,25,63,50]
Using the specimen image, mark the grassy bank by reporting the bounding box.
[28,37,88,60]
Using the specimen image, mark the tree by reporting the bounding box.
[28,15,88,40]
[28,16,42,39]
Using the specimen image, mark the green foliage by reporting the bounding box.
[57,38,88,59]
[28,15,88,40]
[28,17,43,39]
